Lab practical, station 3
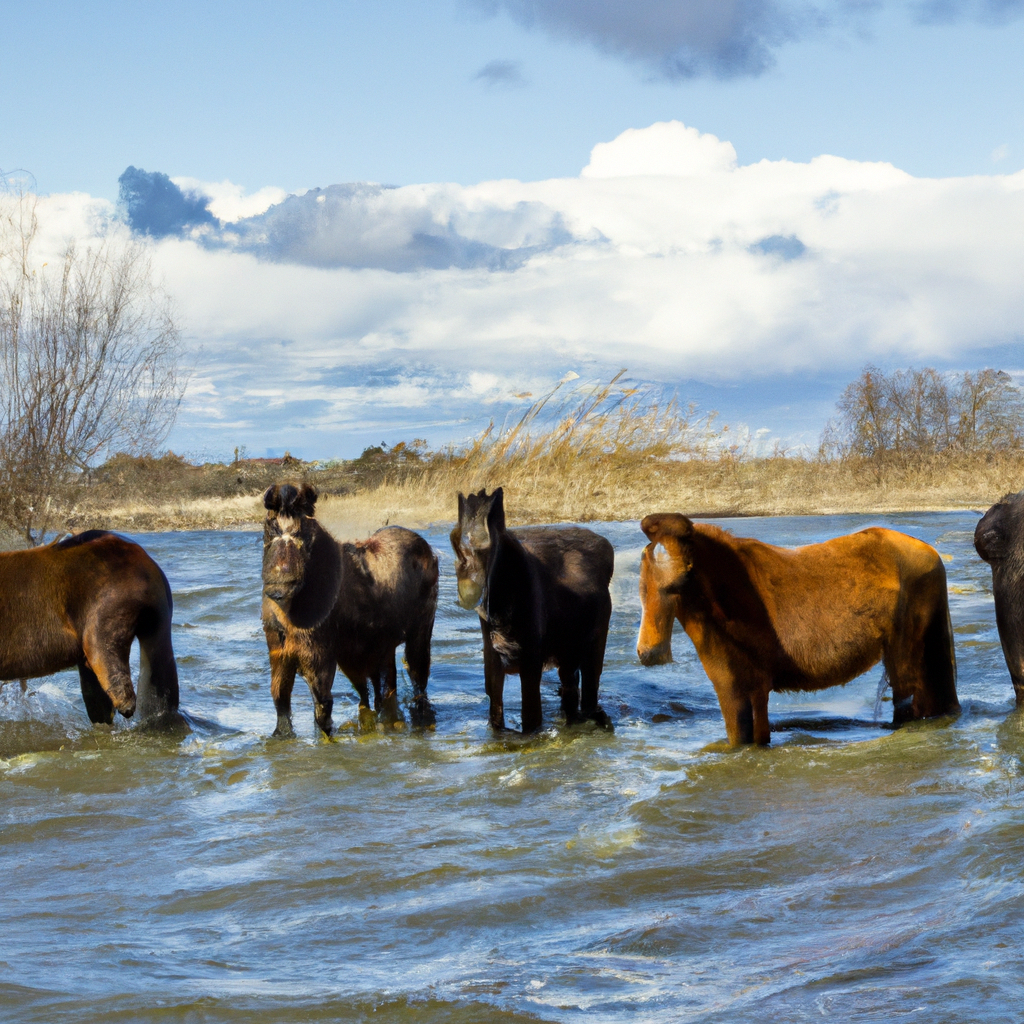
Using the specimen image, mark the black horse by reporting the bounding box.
[976,492,1024,705]
[450,487,614,733]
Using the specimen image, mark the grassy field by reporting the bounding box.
[54,376,1022,539]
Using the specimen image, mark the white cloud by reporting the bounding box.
[171,177,288,223]
[21,121,1024,458]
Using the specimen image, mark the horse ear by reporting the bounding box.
[264,485,282,512]
[298,484,318,517]
[487,487,506,537]
[976,501,1011,562]
[457,492,466,521]
[641,513,693,545]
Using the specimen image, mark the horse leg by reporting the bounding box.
[404,617,435,727]
[81,629,136,720]
[581,609,611,728]
[520,660,544,734]
[379,655,403,727]
[301,663,335,738]
[751,687,771,746]
[268,643,298,738]
[559,665,581,724]
[136,615,179,723]
[78,662,115,725]
[886,567,960,722]
[714,680,755,746]
[482,625,507,731]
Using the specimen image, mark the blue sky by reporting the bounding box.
[3,1,1024,459]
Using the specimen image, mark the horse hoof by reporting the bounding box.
[410,700,436,728]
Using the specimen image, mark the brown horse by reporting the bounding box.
[262,483,439,736]
[451,487,614,733]
[0,530,179,725]
[637,513,959,745]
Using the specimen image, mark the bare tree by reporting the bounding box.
[822,364,1024,469]
[0,191,185,544]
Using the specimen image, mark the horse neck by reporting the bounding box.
[690,527,766,626]
[485,529,534,624]
[287,523,343,630]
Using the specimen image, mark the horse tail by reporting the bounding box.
[922,580,959,718]
[135,565,180,722]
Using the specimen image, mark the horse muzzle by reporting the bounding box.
[456,577,483,611]
[637,642,673,666]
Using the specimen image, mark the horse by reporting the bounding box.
[974,491,1024,704]
[637,513,959,745]
[0,530,179,725]
[261,483,438,736]
[451,487,614,733]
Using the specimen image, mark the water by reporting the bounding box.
[1,512,1022,1022]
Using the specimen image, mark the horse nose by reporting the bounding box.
[118,692,137,719]
[637,643,672,666]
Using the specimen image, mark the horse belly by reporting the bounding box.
[776,616,887,692]
[0,624,81,681]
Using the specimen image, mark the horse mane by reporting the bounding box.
[55,530,115,549]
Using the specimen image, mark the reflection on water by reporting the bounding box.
[2,513,1023,1022]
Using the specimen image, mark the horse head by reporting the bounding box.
[262,482,321,608]
[637,512,695,665]
[976,492,1024,702]
[450,487,505,612]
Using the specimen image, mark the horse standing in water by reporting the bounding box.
[261,483,439,736]
[974,491,1024,705]
[451,487,614,733]
[637,513,959,746]
[0,531,179,725]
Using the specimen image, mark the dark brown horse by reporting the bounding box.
[451,487,614,733]
[261,483,438,736]
[974,491,1024,704]
[637,513,959,745]
[0,530,179,725]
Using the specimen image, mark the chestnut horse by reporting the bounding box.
[637,514,959,745]
[262,483,438,736]
[0,530,179,725]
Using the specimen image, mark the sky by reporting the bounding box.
[3,0,1024,459]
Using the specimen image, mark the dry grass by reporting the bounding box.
[50,374,1024,538]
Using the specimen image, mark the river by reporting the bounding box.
[1,512,1021,1022]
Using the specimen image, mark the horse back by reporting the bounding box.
[515,526,614,596]
[334,526,438,639]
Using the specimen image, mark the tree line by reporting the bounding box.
[821,365,1024,462]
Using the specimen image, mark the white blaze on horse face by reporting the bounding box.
[274,516,304,546]
[652,542,676,585]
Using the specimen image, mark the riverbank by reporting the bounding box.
[58,452,1017,537]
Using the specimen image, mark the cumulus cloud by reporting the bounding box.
[473,58,528,87]
[472,0,1024,79]
[117,170,576,271]
[33,120,1024,457]
[118,166,215,236]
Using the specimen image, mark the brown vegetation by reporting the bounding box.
[45,368,1024,539]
